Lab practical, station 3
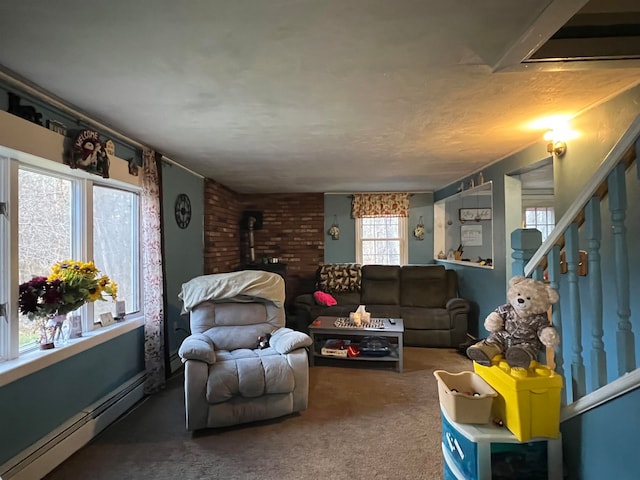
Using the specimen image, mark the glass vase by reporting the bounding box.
[38,314,66,350]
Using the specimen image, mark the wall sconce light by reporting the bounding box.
[413,216,425,240]
[544,130,567,157]
[328,215,340,240]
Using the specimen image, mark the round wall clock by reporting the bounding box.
[174,193,192,229]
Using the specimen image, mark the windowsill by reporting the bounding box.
[435,259,494,269]
[0,316,144,387]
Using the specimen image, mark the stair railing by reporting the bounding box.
[515,114,640,414]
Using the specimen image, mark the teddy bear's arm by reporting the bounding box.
[484,305,508,332]
[539,326,560,347]
[535,312,560,347]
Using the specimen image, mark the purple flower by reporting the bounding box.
[18,276,62,318]
[18,289,39,314]
[43,281,63,304]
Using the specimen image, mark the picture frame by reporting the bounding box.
[459,208,492,221]
[461,224,483,246]
[69,315,83,339]
[99,312,115,327]
[115,300,126,321]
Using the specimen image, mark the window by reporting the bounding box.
[0,156,8,362]
[18,169,73,349]
[93,185,140,323]
[0,154,141,362]
[525,207,555,241]
[356,216,408,265]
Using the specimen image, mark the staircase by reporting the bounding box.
[513,114,640,419]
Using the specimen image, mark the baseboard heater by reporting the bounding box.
[0,372,147,480]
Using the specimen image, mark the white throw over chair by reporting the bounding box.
[178,270,312,431]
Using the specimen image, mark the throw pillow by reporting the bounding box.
[318,263,362,293]
[313,291,337,306]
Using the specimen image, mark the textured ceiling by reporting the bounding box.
[1,0,640,193]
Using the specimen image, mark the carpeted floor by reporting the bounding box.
[44,347,472,480]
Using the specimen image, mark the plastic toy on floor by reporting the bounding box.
[466,276,560,368]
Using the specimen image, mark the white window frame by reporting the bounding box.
[0,154,13,361]
[0,147,144,380]
[524,206,555,241]
[355,216,408,265]
[91,182,141,320]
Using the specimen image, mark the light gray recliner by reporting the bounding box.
[178,270,312,431]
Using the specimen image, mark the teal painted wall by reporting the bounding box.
[408,193,435,264]
[554,86,640,218]
[160,161,204,368]
[324,194,355,263]
[0,328,145,464]
[561,388,640,480]
[323,193,435,265]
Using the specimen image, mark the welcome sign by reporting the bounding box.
[68,129,111,178]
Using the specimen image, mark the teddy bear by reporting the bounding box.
[256,333,272,349]
[466,276,560,368]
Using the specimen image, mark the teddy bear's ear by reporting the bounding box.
[546,284,560,304]
[509,276,525,287]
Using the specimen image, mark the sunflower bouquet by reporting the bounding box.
[18,260,117,345]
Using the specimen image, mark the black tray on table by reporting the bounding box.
[359,336,391,357]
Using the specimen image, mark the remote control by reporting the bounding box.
[388,318,396,324]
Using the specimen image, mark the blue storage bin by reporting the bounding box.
[440,408,563,480]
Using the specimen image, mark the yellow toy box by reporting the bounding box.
[473,360,563,442]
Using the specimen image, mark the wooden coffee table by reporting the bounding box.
[308,316,404,372]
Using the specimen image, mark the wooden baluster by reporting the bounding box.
[608,164,636,375]
[566,223,586,400]
[585,197,607,391]
[547,245,566,405]
[510,228,542,278]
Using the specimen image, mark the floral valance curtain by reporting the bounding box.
[352,193,410,218]
[141,149,166,394]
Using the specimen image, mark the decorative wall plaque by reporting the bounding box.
[105,139,115,157]
[69,129,110,178]
[459,208,492,221]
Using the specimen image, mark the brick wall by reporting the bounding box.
[203,178,243,273]
[240,193,324,303]
[203,184,325,305]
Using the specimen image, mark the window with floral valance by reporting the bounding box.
[351,193,410,218]
[352,193,409,265]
